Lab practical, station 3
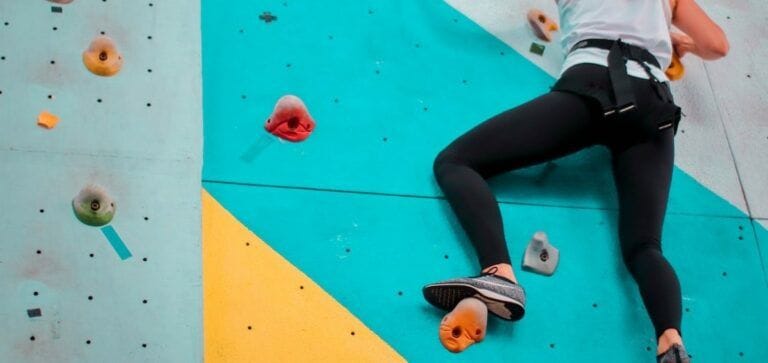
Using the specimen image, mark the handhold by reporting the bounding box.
[522,232,559,276]
[264,95,315,142]
[527,9,559,42]
[72,185,115,227]
[82,36,123,77]
[48,0,74,4]
[665,53,685,81]
[37,111,60,129]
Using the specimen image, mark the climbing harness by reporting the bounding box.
[552,38,682,134]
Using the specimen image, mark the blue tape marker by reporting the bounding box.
[101,225,132,260]
[240,133,275,163]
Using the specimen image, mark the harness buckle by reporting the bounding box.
[603,103,636,117]
[618,103,636,113]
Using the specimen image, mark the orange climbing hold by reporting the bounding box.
[666,53,685,81]
[82,36,123,77]
[265,95,315,142]
[527,9,559,42]
[37,111,60,129]
[438,298,487,353]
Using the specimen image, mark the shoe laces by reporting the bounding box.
[482,266,499,276]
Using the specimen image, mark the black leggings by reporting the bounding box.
[433,64,682,339]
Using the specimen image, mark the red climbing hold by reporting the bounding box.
[265,95,315,142]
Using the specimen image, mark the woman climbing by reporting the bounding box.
[422,0,729,361]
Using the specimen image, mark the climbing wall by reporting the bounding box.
[202,0,768,362]
[3,0,766,362]
[0,1,202,362]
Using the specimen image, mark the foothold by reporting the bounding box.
[72,184,115,227]
[264,95,316,142]
[522,232,559,276]
[259,12,277,23]
[37,111,60,129]
[439,297,487,353]
[51,6,63,13]
[665,53,685,81]
[82,36,123,77]
[27,308,42,318]
[529,42,546,56]
[527,9,559,42]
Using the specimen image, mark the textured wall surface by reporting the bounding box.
[2,0,765,362]
[202,0,768,362]
[0,1,202,362]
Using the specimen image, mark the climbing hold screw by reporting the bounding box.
[539,249,549,262]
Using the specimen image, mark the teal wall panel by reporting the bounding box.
[201,0,767,361]
[0,1,202,362]
[753,220,768,286]
[201,0,743,217]
[0,0,201,161]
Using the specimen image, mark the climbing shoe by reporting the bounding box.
[423,272,526,321]
[656,344,691,363]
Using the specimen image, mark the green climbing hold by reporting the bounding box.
[529,42,546,56]
[72,185,115,227]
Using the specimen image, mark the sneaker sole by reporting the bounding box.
[423,282,525,321]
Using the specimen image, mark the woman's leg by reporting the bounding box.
[433,91,599,271]
[610,128,684,353]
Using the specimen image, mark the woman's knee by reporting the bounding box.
[433,148,462,178]
[621,240,663,270]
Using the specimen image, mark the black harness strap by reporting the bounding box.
[552,38,682,134]
[570,39,665,116]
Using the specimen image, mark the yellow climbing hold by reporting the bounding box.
[202,190,405,363]
[666,53,685,81]
[37,111,60,129]
[82,36,123,77]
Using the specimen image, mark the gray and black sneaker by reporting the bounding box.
[422,270,526,321]
[657,344,690,363]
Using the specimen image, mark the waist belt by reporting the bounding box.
[570,38,667,116]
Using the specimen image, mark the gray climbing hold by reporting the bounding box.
[522,232,559,276]
[72,185,115,227]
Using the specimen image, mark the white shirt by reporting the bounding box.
[556,0,673,81]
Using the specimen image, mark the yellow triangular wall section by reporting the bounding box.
[202,190,405,362]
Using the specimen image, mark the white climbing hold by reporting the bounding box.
[522,232,559,276]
